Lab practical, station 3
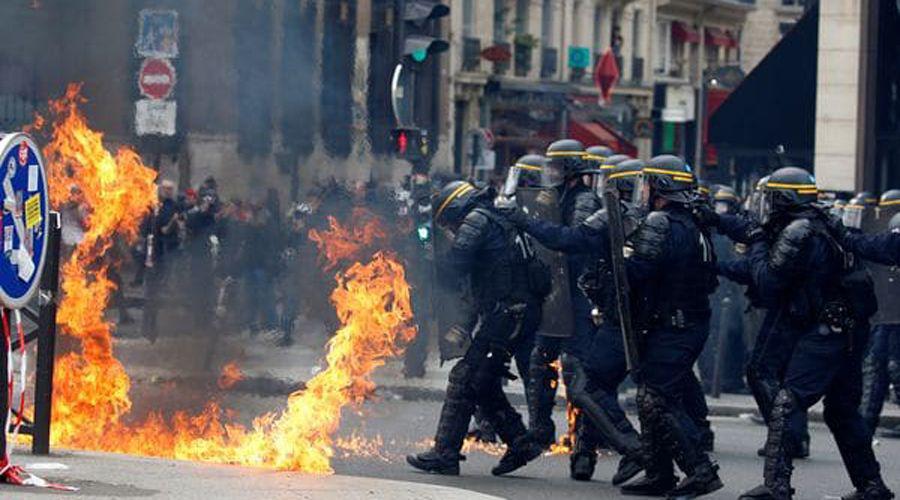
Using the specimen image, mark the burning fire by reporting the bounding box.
[33,84,416,472]
[217,362,244,390]
[309,208,388,270]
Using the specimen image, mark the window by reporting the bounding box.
[541,0,554,47]
[515,0,529,35]
[654,20,670,76]
[631,10,642,56]
[592,6,604,54]
[463,0,475,38]
[493,1,507,42]
[706,44,720,69]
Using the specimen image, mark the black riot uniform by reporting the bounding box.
[506,155,724,498]
[407,181,545,477]
[526,139,602,450]
[713,168,892,500]
[860,191,900,437]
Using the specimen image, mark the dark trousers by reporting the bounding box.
[747,311,810,450]
[860,323,900,434]
[582,323,639,438]
[773,324,882,490]
[640,320,711,456]
[433,307,529,454]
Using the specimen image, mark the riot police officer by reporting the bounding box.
[713,168,891,500]
[860,190,900,437]
[525,139,602,450]
[407,180,545,477]
[504,155,724,497]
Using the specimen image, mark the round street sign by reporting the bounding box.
[139,58,176,100]
[0,133,49,309]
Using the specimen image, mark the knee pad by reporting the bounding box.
[770,388,798,425]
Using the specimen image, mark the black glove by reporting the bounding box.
[495,196,529,228]
[692,203,720,229]
[824,212,849,243]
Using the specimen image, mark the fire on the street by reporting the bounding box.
[217,362,244,390]
[33,84,416,472]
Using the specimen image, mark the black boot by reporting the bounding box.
[666,461,723,499]
[739,484,784,500]
[406,449,463,475]
[621,472,678,497]
[840,478,895,500]
[613,452,647,487]
[526,347,558,449]
[491,435,543,476]
[570,451,597,481]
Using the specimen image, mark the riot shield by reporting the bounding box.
[602,189,640,372]
[517,187,574,338]
[869,204,900,325]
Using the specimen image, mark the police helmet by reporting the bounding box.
[606,159,644,198]
[758,167,817,224]
[696,179,714,205]
[633,155,697,208]
[890,212,900,232]
[713,186,741,215]
[512,154,547,189]
[584,145,615,166]
[855,191,878,207]
[545,139,588,184]
[879,189,900,207]
[433,180,488,228]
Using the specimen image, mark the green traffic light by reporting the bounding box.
[412,48,427,62]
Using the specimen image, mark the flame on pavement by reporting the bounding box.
[36,84,416,473]
[217,362,244,390]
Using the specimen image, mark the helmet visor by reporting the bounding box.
[758,190,775,226]
[631,172,651,210]
[842,206,863,229]
[543,159,566,187]
[714,201,731,215]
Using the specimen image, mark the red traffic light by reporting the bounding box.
[397,131,408,154]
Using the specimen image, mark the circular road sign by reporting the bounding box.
[139,58,176,100]
[0,133,49,309]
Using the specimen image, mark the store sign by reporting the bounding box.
[568,46,591,69]
[662,84,696,123]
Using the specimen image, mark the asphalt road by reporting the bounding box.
[332,399,900,500]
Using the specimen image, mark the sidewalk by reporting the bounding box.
[0,450,502,499]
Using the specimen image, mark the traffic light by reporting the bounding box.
[402,1,449,64]
[391,127,429,160]
[403,35,449,63]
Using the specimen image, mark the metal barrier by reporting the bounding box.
[5,211,61,455]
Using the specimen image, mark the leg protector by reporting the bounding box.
[433,361,476,456]
[635,385,675,482]
[562,353,639,455]
[763,388,797,500]
[527,344,559,446]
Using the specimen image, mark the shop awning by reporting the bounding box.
[705,27,737,48]
[672,22,701,44]
[568,120,638,157]
[710,2,818,156]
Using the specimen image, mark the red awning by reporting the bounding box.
[705,27,736,48]
[568,120,638,158]
[672,21,701,44]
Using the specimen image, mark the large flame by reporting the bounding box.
[36,84,415,472]
[308,208,388,270]
[42,83,158,448]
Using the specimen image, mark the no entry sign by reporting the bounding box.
[138,58,176,100]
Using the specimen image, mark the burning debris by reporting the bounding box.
[216,362,244,390]
[30,84,416,473]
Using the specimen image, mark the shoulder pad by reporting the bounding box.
[573,192,602,224]
[455,209,491,252]
[770,218,813,272]
[631,211,670,261]
[584,208,608,231]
